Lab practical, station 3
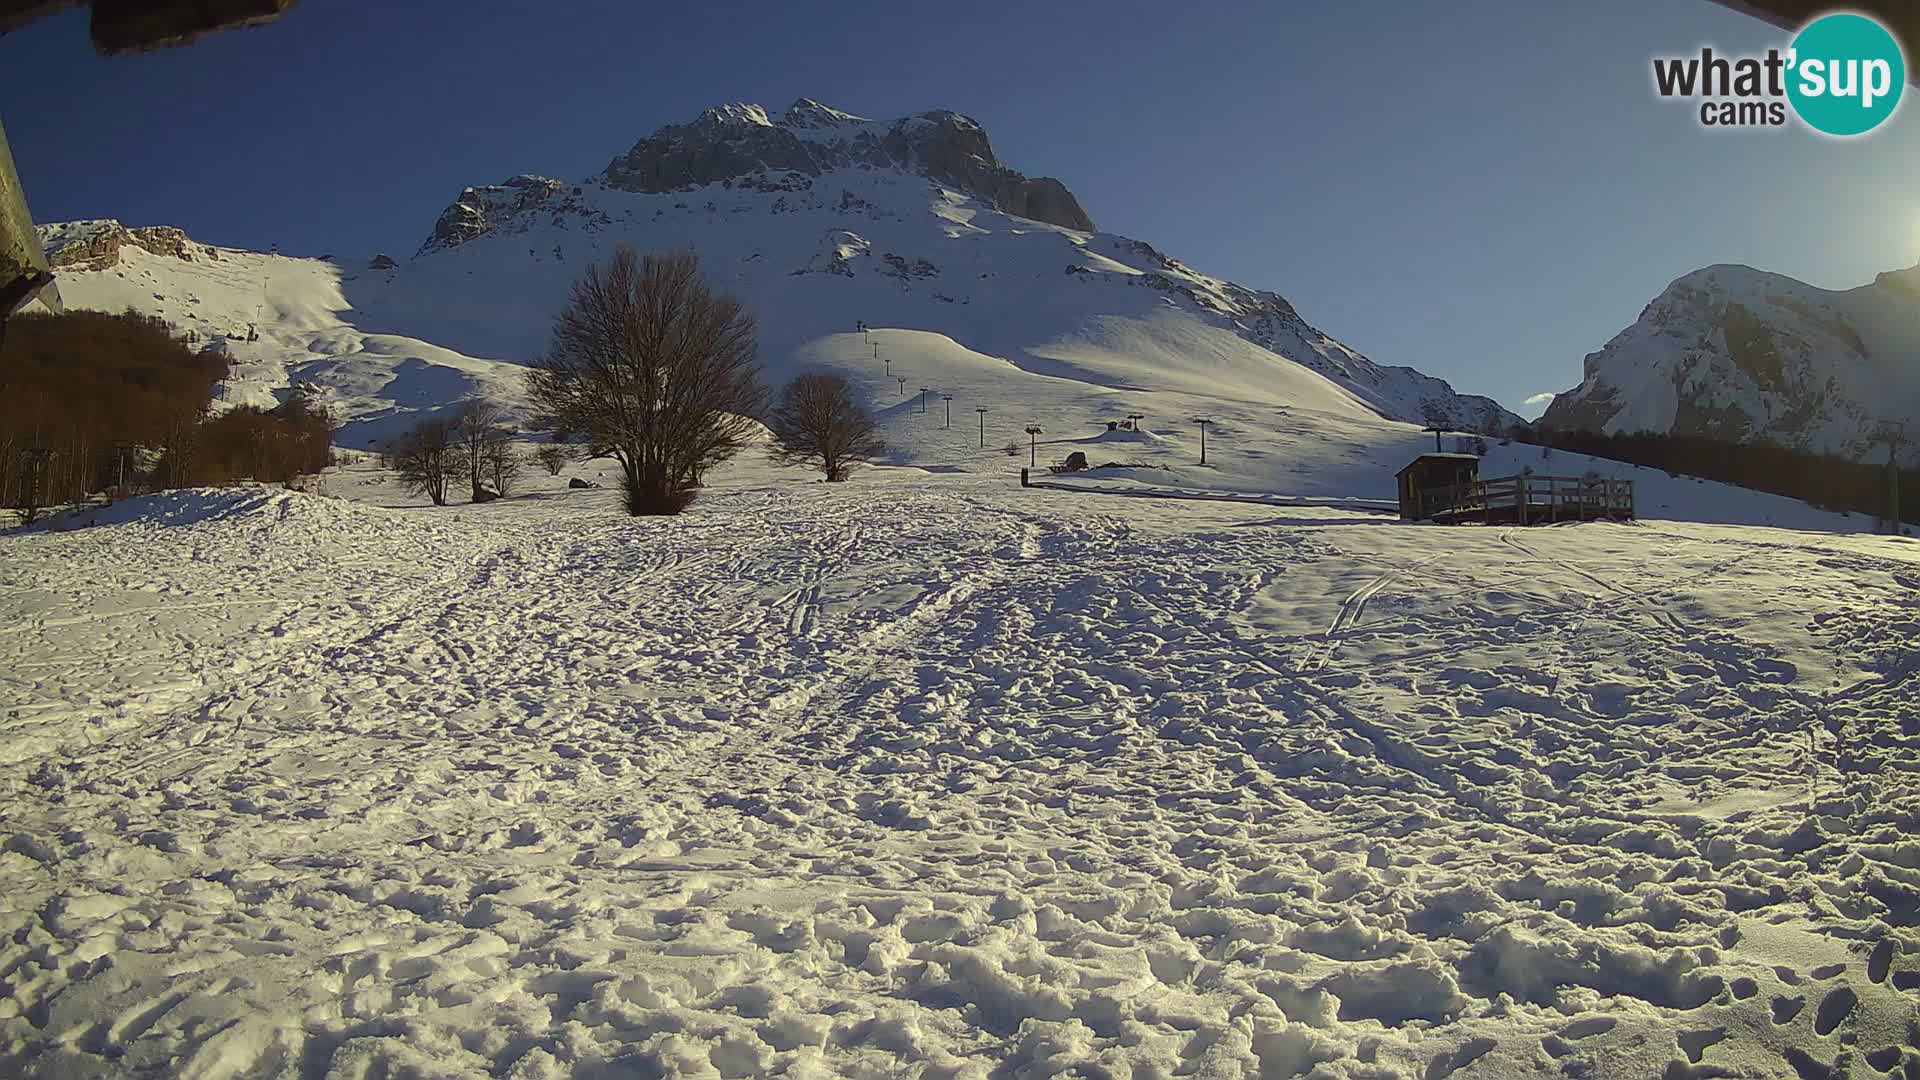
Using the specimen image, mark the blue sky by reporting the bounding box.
[3,0,1916,415]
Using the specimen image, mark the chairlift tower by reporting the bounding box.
[941,394,953,428]
[1024,425,1042,467]
[1191,417,1214,465]
[1879,421,1906,534]
[975,406,989,448]
[918,387,931,415]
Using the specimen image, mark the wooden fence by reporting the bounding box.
[1414,473,1633,524]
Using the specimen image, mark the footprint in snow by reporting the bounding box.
[1813,986,1856,1037]
[1869,939,1894,984]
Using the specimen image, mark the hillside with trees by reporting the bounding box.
[0,310,332,517]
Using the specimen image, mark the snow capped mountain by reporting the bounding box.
[39,98,1521,462]
[389,98,1520,433]
[1543,262,1920,461]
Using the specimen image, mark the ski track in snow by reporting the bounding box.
[1,466,1919,1079]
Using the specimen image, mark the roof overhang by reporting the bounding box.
[0,0,296,54]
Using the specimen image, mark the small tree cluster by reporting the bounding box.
[386,397,526,506]
[453,398,520,501]
[185,382,336,486]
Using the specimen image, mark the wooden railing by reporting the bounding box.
[1415,473,1633,524]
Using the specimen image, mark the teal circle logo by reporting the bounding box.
[1787,12,1905,136]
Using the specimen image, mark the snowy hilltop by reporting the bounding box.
[1542,262,1920,461]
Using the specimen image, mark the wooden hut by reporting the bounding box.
[1396,453,1481,521]
[1396,453,1635,524]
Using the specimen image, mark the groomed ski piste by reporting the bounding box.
[8,103,1920,1077]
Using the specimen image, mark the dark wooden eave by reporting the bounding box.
[0,0,296,54]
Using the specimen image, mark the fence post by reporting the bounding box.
[1517,476,1528,527]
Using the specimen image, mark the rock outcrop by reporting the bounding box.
[41,220,216,271]
[599,100,1094,232]
[418,176,567,255]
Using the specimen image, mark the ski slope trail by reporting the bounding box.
[2,463,1918,1079]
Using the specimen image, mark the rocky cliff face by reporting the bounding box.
[1542,263,1920,460]
[596,100,1093,233]
[599,100,1093,232]
[418,176,576,255]
[40,221,218,271]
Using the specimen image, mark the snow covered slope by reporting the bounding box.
[36,219,1875,530]
[40,101,1894,530]
[1543,262,1920,460]
[37,220,530,448]
[3,463,1917,1077]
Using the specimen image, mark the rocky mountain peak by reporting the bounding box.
[1872,261,1920,298]
[418,175,569,256]
[597,99,1094,232]
[781,98,866,129]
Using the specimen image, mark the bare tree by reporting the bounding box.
[527,247,765,515]
[393,417,465,506]
[766,372,884,482]
[157,409,204,489]
[452,398,515,502]
[483,438,523,497]
[533,442,574,476]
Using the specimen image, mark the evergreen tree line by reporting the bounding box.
[1516,425,1916,527]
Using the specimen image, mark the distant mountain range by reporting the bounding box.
[1542,261,1920,463]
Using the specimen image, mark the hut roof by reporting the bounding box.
[1395,453,1480,477]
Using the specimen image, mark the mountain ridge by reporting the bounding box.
[1542,259,1920,461]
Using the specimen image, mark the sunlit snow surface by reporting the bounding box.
[2,450,1918,1078]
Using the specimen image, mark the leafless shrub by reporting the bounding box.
[766,372,884,481]
[393,417,465,506]
[533,442,574,476]
[527,247,765,515]
[484,439,523,497]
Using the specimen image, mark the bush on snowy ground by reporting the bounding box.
[392,417,466,506]
[527,247,765,515]
[533,443,575,476]
[766,372,884,482]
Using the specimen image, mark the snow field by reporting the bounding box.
[2,456,1918,1078]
